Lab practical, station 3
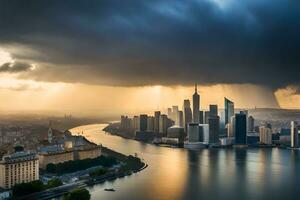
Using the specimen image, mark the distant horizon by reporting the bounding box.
[0,107,299,119]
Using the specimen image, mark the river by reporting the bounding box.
[70,124,300,200]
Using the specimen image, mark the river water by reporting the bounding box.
[70,124,300,200]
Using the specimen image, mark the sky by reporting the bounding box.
[0,0,299,116]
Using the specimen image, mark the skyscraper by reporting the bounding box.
[229,116,235,137]
[199,124,210,144]
[247,116,255,133]
[209,116,220,144]
[209,105,218,117]
[291,121,299,148]
[199,111,204,124]
[139,114,148,132]
[235,112,247,145]
[183,99,192,130]
[133,116,140,131]
[204,111,210,124]
[167,108,172,118]
[193,84,200,123]
[224,98,234,125]
[154,111,161,133]
[147,116,155,131]
[178,111,184,127]
[188,123,200,142]
[159,114,169,135]
[171,106,179,123]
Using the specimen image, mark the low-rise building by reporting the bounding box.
[38,149,74,169]
[74,146,102,160]
[38,136,102,169]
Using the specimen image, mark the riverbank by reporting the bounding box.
[102,122,135,139]
[14,128,147,200]
[103,123,179,148]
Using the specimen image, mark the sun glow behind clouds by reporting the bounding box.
[0,49,13,65]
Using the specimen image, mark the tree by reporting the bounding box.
[62,188,91,200]
[12,180,45,196]
[89,168,108,177]
[47,178,63,188]
[46,163,56,173]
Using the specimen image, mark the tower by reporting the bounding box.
[224,98,234,125]
[291,121,299,148]
[48,121,53,144]
[193,83,200,123]
[235,112,247,145]
[183,99,192,131]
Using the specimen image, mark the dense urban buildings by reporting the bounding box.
[116,84,299,150]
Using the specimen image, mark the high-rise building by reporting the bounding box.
[199,111,204,124]
[247,116,255,133]
[199,124,210,144]
[224,98,234,125]
[259,126,272,144]
[235,112,247,145]
[178,111,184,127]
[154,111,161,133]
[183,100,192,130]
[209,116,220,144]
[167,108,172,118]
[170,106,179,123]
[204,111,210,124]
[209,105,218,117]
[291,121,299,148]
[159,114,168,135]
[219,110,226,132]
[120,115,132,130]
[139,114,148,132]
[147,116,155,131]
[193,84,200,123]
[0,151,39,189]
[226,123,233,137]
[229,116,236,137]
[188,123,199,142]
[133,116,140,131]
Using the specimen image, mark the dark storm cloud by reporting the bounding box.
[0,0,299,89]
[0,62,33,73]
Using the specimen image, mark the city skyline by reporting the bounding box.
[1,1,300,200]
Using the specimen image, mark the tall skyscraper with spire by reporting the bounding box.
[193,83,200,123]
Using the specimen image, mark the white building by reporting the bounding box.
[199,124,209,144]
[291,121,299,148]
[259,126,272,145]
